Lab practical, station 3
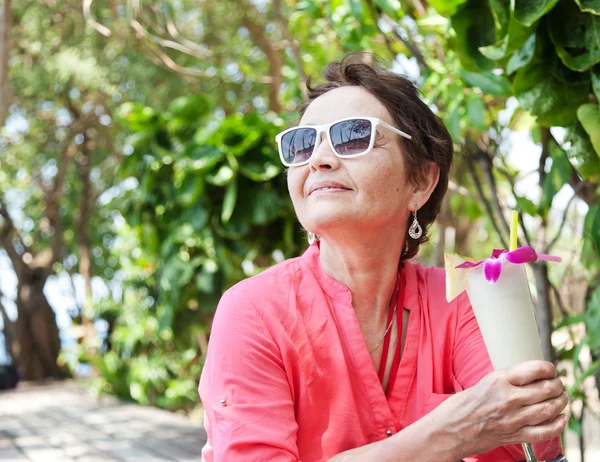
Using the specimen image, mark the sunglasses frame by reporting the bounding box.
[275,116,412,167]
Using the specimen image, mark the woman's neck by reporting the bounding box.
[319,234,405,324]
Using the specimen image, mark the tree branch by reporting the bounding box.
[82,0,112,37]
[480,149,511,238]
[363,0,429,74]
[272,0,308,100]
[465,151,509,249]
[545,183,584,254]
[137,40,209,78]
[0,197,26,276]
[238,0,283,113]
[380,14,429,73]
[129,19,211,60]
[0,0,11,127]
[162,4,213,59]
[75,144,93,322]
[495,166,533,247]
[548,131,597,207]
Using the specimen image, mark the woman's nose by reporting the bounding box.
[308,132,339,170]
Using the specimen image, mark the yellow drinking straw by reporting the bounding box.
[510,210,519,251]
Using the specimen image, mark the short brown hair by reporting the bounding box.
[299,53,453,260]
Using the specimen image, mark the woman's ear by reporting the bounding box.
[409,162,440,210]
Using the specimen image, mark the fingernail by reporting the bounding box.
[563,391,570,400]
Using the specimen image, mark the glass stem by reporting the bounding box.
[522,443,538,462]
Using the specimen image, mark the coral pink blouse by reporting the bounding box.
[199,242,562,461]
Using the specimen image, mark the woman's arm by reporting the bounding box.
[199,288,300,461]
[328,410,464,462]
[331,360,569,462]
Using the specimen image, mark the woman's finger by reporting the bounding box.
[512,412,569,445]
[517,392,569,427]
[506,361,557,387]
[518,378,565,406]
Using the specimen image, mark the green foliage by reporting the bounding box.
[81,97,304,411]
[514,0,560,26]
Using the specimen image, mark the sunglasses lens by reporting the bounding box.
[330,119,372,156]
[281,128,317,165]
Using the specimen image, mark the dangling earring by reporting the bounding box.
[307,232,317,245]
[408,203,423,240]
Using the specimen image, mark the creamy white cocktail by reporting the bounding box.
[445,244,566,462]
[465,262,544,369]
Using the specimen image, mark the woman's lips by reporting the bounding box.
[307,181,352,196]
[309,187,352,196]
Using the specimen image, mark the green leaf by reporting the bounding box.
[221,181,238,224]
[372,0,402,18]
[563,123,600,180]
[568,415,582,435]
[160,258,194,291]
[449,193,483,220]
[444,101,462,142]
[206,165,235,186]
[141,223,159,254]
[506,34,536,75]
[586,285,600,350]
[231,186,282,226]
[538,145,572,216]
[548,1,600,71]
[466,95,486,129]
[479,5,533,61]
[514,0,560,26]
[182,201,210,231]
[554,313,587,329]
[577,104,600,156]
[184,144,225,172]
[177,175,205,206]
[515,196,537,216]
[592,66,600,101]
[575,0,600,15]
[583,205,600,263]
[513,63,589,126]
[239,163,281,182]
[488,0,510,37]
[428,0,468,16]
[451,2,496,71]
[168,95,210,122]
[460,69,512,96]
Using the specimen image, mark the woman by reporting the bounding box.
[198,54,569,461]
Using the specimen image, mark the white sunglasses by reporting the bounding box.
[275,116,412,167]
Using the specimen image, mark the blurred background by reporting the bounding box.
[0,0,599,460]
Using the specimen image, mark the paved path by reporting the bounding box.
[0,381,206,461]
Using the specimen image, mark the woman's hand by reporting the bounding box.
[433,360,569,459]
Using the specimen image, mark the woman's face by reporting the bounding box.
[287,86,419,238]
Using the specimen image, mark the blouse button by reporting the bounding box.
[386,429,393,436]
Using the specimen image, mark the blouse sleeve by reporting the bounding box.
[199,287,300,462]
[452,293,564,461]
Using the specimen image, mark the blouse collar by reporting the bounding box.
[300,241,420,311]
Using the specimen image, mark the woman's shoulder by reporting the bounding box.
[405,260,471,311]
[229,255,302,295]
[215,255,304,319]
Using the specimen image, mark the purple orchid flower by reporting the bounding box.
[455,246,561,284]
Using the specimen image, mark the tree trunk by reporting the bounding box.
[531,262,555,362]
[16,268,68,380]
[0,0,12,126]
[0,296,16,363]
